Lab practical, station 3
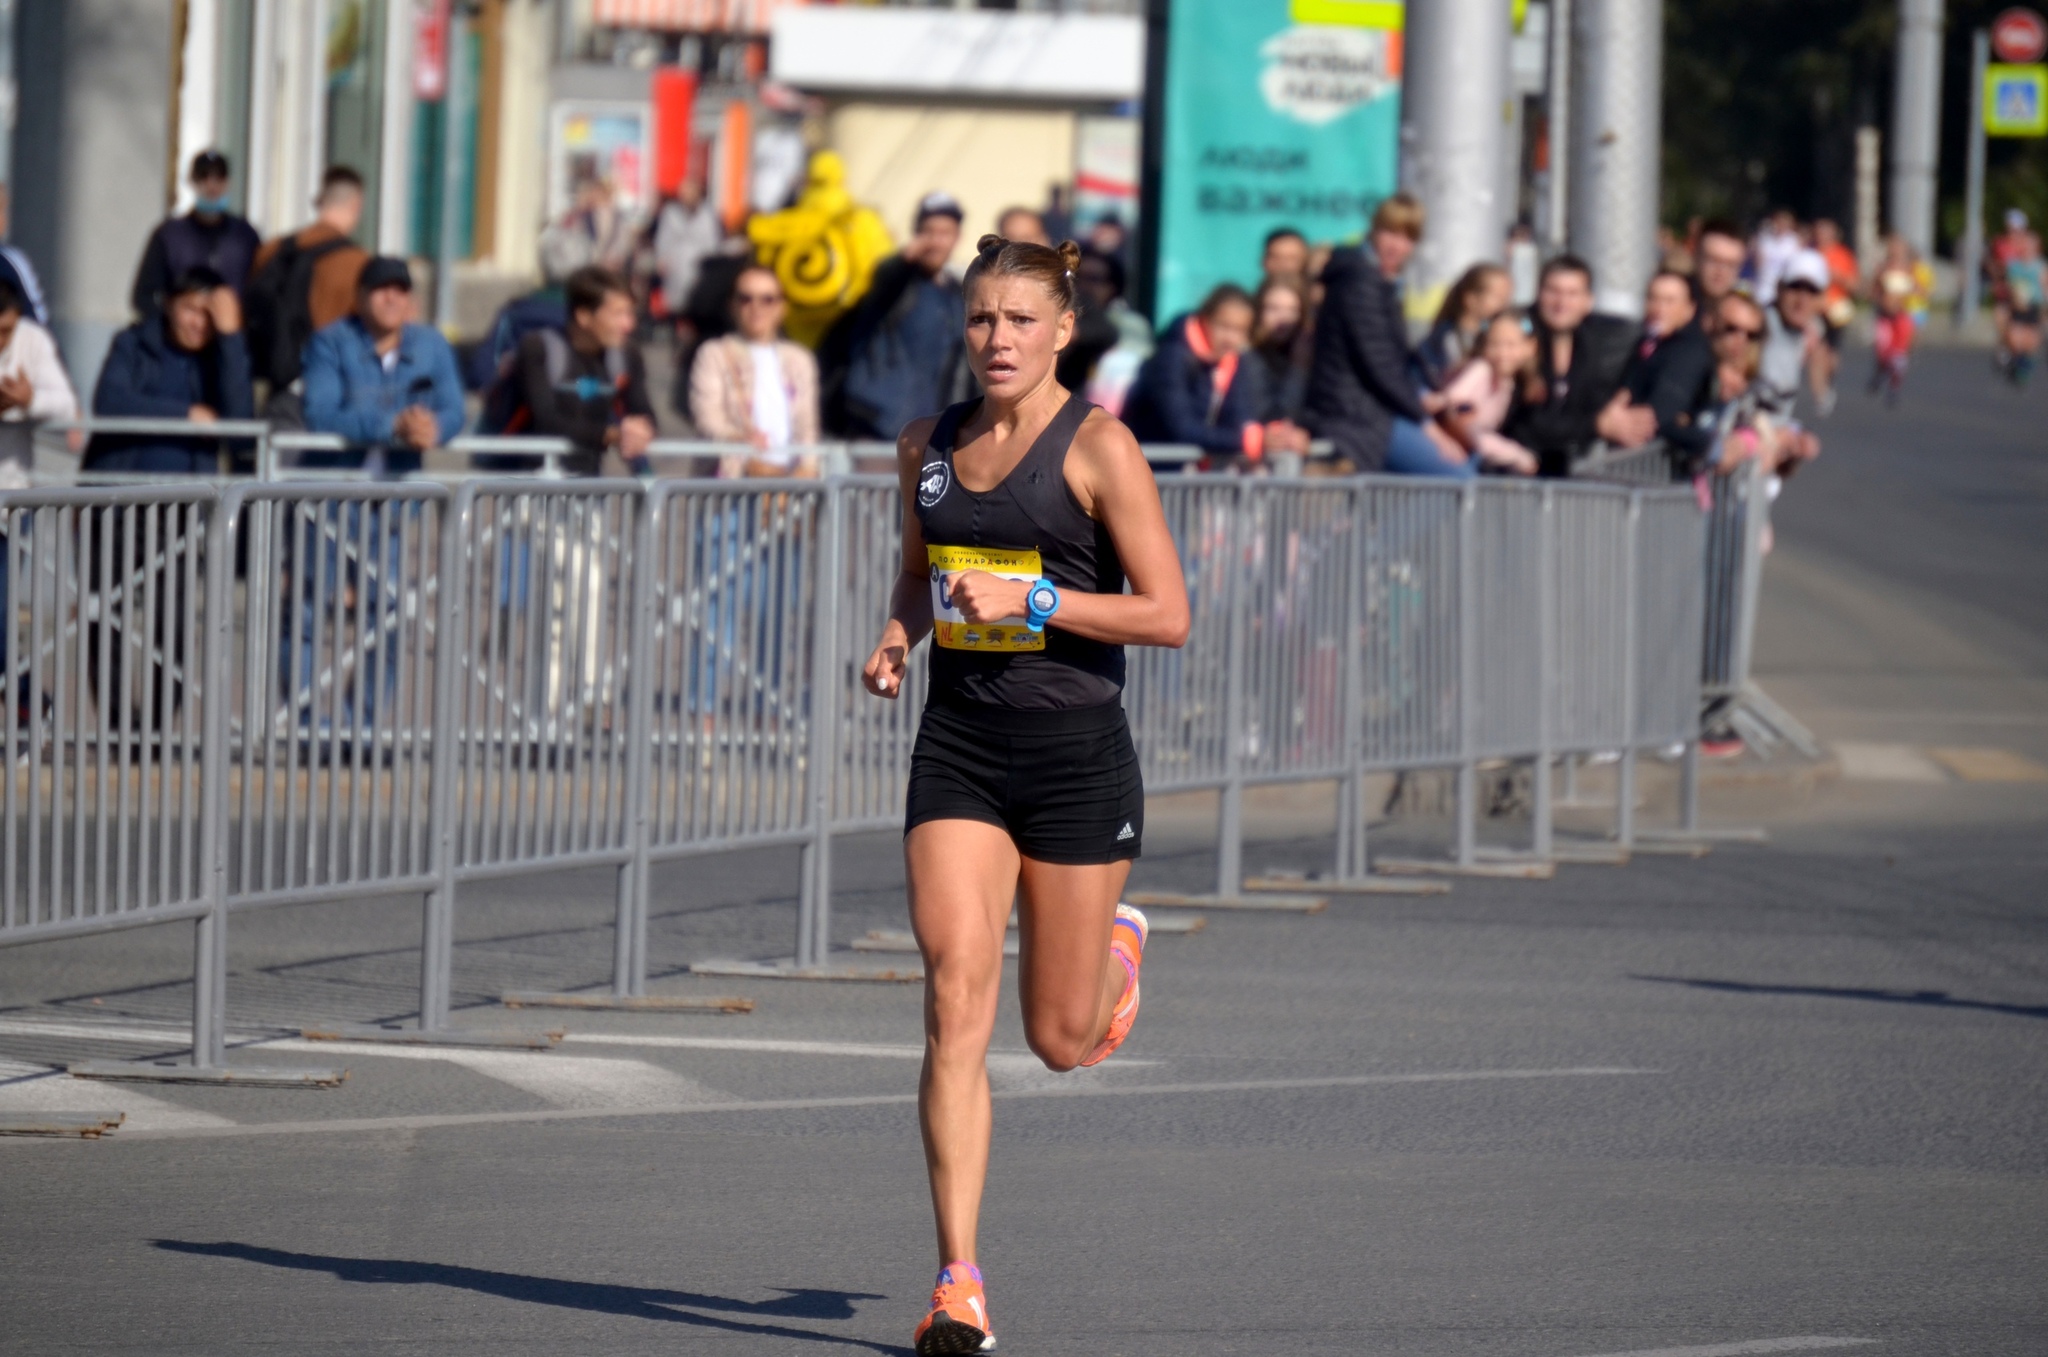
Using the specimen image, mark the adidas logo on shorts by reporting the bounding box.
[1116,823,1135,842]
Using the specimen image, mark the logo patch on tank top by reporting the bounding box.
[917,461,951,508]
[928,545,1045,652]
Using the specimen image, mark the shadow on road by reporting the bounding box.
[1633,975,2048,1021]
[153,1241,905,1352]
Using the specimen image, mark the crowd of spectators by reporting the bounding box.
[0,142,2034,495]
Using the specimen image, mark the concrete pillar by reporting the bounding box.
[11,0,175,389]
[1401,0,1515,311]
[1567,0,1663,319]
[1889,0,1944,258]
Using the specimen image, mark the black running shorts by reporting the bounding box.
[905,692,1144,865]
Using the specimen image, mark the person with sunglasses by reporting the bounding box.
[688,264,821,478]
[1669,294,1817,478]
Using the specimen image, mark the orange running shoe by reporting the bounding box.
[914,1261,996,1355]
[1080,903,1148,1068]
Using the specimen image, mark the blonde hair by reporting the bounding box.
[1371,192,1426,242]
[962,234,1084,313]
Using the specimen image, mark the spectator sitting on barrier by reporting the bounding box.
[1691,218,1748,312]
[1594,269,1714,457]
[0,280,78,425]
[1262,227,1311,286]
[824,192,968,441]
[299,257,464,476]
[130,151,262,320]
[1249,276,1313,430]
[689,264,821,478]
[503,265,655,476]
[1501,255,1635,477]
[1304,193,1466,475]
[1417,262,1510,391]
[1123,283,1299,469]
[1758,249,1836,417]
[1423,311,1540,477]
[86,268,252,475]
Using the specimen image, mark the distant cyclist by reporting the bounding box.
[862,234,1190,1354]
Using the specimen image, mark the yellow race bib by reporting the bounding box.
[928,545,1045,652]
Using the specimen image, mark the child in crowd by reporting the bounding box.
[1424,311,1540,476]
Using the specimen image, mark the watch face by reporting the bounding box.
[1030,583,1056,612]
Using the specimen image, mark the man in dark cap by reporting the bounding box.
[822,190,969,438]
[300,255,464,475]
[130,151,263,318]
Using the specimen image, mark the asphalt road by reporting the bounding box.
[1,344,2044,1356]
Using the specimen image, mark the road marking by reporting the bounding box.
[562,1032,1159,1069]
[56,1066,1658,1142]
[1569,1339,1873,1357]
[1832,742,1947,782]
[0,1018,213,1046]
[1926,746,2048,782]
[260,1040,736,1110]
[0,1059,234,1132]
[563,1033,928,1059]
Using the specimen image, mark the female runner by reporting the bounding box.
[862,235,1190,1354]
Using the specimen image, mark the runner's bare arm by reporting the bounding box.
[862,418,941,699]
[948,410,1188,648]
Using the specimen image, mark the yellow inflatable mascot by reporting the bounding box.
[747,150,895,348]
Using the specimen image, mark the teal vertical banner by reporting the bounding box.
[1152,0,1403,321]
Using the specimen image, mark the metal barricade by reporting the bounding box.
[2,469,1720,1066]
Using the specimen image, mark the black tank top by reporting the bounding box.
[915,394,1126,711]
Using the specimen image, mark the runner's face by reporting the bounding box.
[964,274,1073,400]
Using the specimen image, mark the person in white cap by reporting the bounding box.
[1759,247,1835,416]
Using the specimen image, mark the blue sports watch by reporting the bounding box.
[1025,578,1061,633]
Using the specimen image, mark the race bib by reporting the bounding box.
[928,545,1045,652]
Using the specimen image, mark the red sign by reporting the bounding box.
[414,0,451,101]
[1992,8,2048,64]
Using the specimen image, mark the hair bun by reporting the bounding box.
[976,234,1007,257]
[1056,240,1083,273]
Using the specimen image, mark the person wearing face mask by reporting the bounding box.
[130,151,262,319]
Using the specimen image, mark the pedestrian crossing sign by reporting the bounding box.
[1986,64,2048,137]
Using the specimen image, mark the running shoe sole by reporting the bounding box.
[916,1315,996,1355]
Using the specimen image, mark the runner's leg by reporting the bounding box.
[1015,857,1133,1071]
[908,818,1022,1265]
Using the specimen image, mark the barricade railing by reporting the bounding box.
[1,471,1713,1074]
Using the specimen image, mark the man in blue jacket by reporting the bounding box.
[300,256,464,475]
[88,267,254,474]
[286,258,464,729]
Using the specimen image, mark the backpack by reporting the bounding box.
[244,232,351,387]
[476,328,629,436]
